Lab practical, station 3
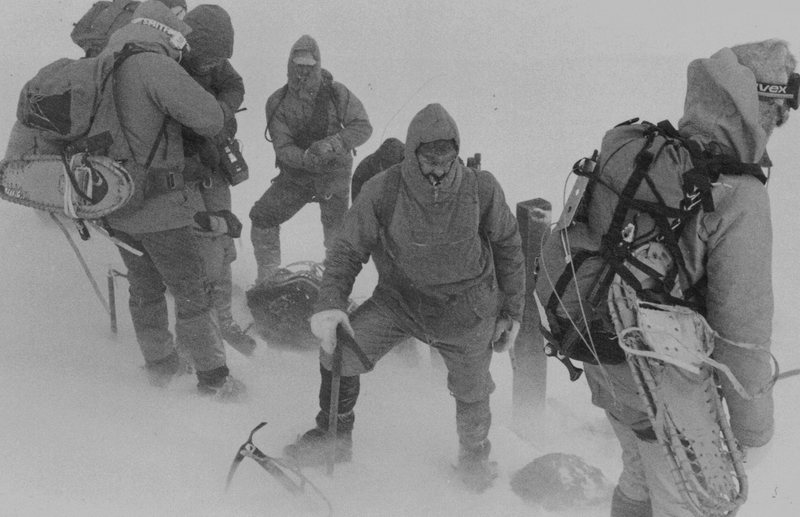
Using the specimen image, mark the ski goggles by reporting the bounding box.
[131,17,190,53]
[757,72,800,110]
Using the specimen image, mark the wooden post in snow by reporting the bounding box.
[512,198,551,441]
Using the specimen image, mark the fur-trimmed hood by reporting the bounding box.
[679,40,796,163]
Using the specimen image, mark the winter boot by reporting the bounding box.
[251,225,281,286]
[610,486,652,517]
[283,365,360,466]
[196,365,247,402]
[144,349,186,387]
[283,422,353,466]
[220,321,257,356]
[454,439,498,493]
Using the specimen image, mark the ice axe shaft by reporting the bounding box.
[326,326,346,476]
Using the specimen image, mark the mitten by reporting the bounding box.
[491,318,521,353]
[309,309,353,354]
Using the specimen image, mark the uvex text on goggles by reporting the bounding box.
[757,72,800,110]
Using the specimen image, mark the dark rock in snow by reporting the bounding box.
[510,452,614,510]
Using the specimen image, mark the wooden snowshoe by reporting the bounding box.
[0,153,133,218]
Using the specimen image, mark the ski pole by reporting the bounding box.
[326,326,345,476]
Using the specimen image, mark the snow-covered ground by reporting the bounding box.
[2,1,800,515]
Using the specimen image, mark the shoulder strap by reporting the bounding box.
[264,84,289,143]
[473,168,493,231]
[108,43,168,170]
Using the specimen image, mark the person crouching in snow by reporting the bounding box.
[283,103,525,492]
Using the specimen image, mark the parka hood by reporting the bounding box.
[105,0,191,61]
[287,35,322,93]
[678,43,795,163]
[403,103,460,162]
[401,103,461,191]
[185,5,234,61]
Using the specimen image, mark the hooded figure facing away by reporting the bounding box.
[569,39,796,517]
[249,35,372,286]
[179,5,256,356]
[282,103,525,493]
[88,1,245,399]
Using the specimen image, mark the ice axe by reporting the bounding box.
[225,422,333,516]
[325,325,348,476]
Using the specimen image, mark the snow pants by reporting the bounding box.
[117,226,227,373]
[585,363,704,517]
[197,178,239,328]
[196,232,237,327]
[317,298,496,449]
[249,175,349,249]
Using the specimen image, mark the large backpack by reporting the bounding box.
[70,0,140,58]
[17,43,151,146]
[535,119,766,367]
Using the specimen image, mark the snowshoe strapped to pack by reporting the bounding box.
[0,152,133,218]
[535,119,765,367]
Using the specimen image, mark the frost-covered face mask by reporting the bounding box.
[294,64,315,87]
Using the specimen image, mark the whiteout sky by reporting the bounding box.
[1,1,799,516]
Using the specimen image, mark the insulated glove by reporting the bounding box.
[491,318,520,353]
[309,134,345,157]
[193,210,243,238]
[309,309,353,355]
[307,134,348,169]
[213,102,238,145]
[302,148,325,173]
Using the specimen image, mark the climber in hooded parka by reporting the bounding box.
[578,39,795,517]
[282,103,525,493]
[86,0,244,399]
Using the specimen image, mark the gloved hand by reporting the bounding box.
[491,318,520,353]
[307,134,348,169]
[193,210,243,238]
[309,134,345,156]
[213,103,238,145]
[308,138,334,157]
[302,148,325,173]
[309,309,353,354]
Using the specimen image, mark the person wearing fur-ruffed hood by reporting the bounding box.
[87,0,244,399]
[578,39,796,517]
[280,103,525,492]
[249,34,372,287]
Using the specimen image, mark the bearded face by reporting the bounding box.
[759,99,791,136]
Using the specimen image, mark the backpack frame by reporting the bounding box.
[540,119,766,366]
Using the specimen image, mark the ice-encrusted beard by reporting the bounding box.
[759,99,791,137]
[289,66,321,102]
